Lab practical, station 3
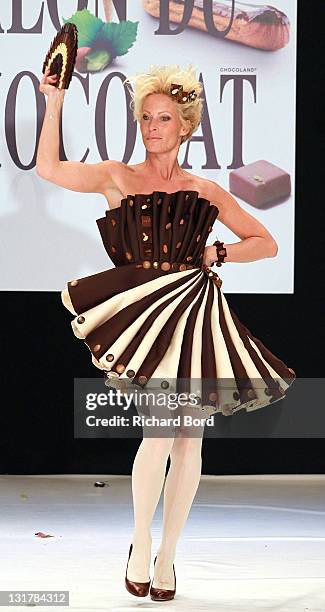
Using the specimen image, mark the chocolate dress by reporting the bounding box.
[61,190,296,417]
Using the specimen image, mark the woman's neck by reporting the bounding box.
[142,154,185,182]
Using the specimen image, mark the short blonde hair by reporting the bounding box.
[123,64,204,145]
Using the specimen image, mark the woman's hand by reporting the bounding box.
[202,245,216,268]
[39,67,65,99]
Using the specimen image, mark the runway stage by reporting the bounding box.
[0,474,324,610]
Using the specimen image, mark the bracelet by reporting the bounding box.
[212,240,227,267]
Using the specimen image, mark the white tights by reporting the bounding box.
[126,419,205,589]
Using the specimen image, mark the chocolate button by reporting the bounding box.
[179,264,186,271]
[142,260,151,269]
[138,375,147,385]
[161,262,171,271]
[77,316,85,324]
[93,344,101,352]
[70,280,78,286]
[116,363,125,374]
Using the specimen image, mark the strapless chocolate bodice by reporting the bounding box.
[96,190,219,268]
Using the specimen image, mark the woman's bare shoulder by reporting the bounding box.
[196,177,229,207]
[109,161,144,185]
[183,173,222,201]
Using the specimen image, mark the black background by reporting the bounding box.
[1,0,324,475]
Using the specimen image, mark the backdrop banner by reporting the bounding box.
[0,1,297,293]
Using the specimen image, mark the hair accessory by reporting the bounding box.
[170,83,197,104]
[212,240,227,267]
[42,23,78,90]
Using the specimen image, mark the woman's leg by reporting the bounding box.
[152,419,205,589]
[126,435,175,582]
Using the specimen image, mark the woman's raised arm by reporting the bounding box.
[36,68,117,195]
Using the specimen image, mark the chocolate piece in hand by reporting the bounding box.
[229,160,291,207]
[42,23,78,90]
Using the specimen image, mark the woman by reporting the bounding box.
[37,64,295,601]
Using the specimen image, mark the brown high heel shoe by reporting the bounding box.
[125,543,151,597]
[150,555,176,601]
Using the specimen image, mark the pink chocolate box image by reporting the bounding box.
[229,160,291,207]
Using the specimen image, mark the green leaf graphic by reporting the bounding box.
[62,9,139,72]
[99,20,139,57]
[62,8,104,47]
